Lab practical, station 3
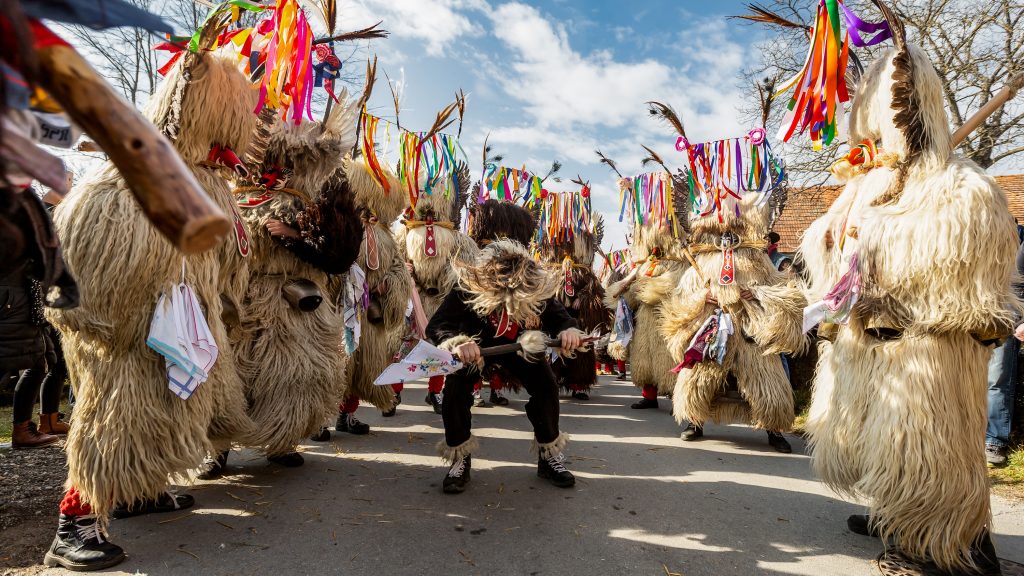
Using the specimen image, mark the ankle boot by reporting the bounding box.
[12,421,59,449]
[39,412,70,435]
[43,514,126,571]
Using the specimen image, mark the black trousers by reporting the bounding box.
[442,353,561,449]
[13,328,66,422]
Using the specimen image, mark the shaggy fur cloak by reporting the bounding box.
[47,52,258,516]
[799,40,1019,571]
[232,101,362,456]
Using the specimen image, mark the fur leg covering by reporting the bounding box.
[437,435,478,464]
[732,338,794,431]
[671,362,729,426]
[532,432,570,460]
[807,327,991,570]
[631,305,678,395]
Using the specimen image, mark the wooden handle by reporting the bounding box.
[952,72,1024,147]
[34,44,230,254]
[476,338,562,358]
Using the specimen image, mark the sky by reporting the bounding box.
[331,0,773,250]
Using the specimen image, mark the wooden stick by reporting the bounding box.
[952,72,1024,147]
[34,43,230,255]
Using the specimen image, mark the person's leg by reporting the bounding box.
[986,337,1019,466]
[425,375,444,414]
[513,357,574,488]
[383,383,403,417]
[440,370,476,493]
[13,367,58,448]
[44,486,125,570]
[39,333,70,434]
[488,371,508,405]
[337,395,369,434]
[631,383,659,409]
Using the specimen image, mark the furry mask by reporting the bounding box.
[467,199,536,247]
[456,239,558,323]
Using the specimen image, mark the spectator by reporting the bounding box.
[986,229,1024,467]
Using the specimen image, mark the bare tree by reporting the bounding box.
[737,0,1024,186]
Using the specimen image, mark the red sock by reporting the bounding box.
[427,375,444,394]
[488,373,503,391]
[642,384,657,401]
[340,396,360,414]
[617,360,626,373]
[59,487,92,517]
[474,380,482,392]
[391,382,404,394]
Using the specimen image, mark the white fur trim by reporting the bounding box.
[437,436,478,463]
[531,432,570,460]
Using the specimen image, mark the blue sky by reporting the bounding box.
[337,0,774,249]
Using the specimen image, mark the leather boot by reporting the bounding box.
[12,421,59,448]
[43,514,126,571]
[39,412,70,435]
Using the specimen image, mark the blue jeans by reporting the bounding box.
[986,337,1019,448]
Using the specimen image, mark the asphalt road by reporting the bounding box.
[33,375,1024,576]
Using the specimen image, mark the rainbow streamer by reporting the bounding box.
[250,0,315,124]
[396,130,465,210]
[617,172,678,237]
[675,129,785,222]
[775,0,891,149]
[360,111,390,194]
[477,163,544,207]
[535,189,594,247]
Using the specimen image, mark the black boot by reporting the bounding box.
[310,426,331,442]
[615,371,629,381]
[442,455,471,494]
[630,397,658,409]
[969,530,1003,576]
[336,413,370,435]
[198,450,229,480]
[571,391,590,401]
[425,392,443,415]
[111,491,195,519]
[537,454,576,488]
[489,388,509,406]
[267,452,304,467]
[43,514,126,571]
[846,514,881,538]
[767,431,792,454]
[681,423,703,441]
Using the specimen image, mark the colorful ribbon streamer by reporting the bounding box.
[535,189,593,247]
[617,171,678,237]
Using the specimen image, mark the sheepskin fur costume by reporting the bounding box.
[395,163,478,319]
[604,222,689,396]
[46,51,258,516]
[659,186,805,432]
[341,156,411,410]
[540,215,610,393]
[799,36,1019,571]
[232,99,363,456]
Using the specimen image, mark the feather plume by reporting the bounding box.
[541,160,562,183]
[313,21,388,45]
[646,101,687,139]
[315,0,337,35]
[383,68,401,129]
[421,101,459,142]
[757,77,777,127]
[640,144,670,173]
[871,0,927,161]
[595,149,623,178]
[730,4,808,33]
[455,89,467,138]
[244,107,278,174]
[354,56,377,114]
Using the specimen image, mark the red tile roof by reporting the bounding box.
[774,174,1024,253]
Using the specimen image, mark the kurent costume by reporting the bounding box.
[657,120,802,452]
[604,169,689,409]
[427,201,581,493]
[536,191,609,400]
[395,161,479,413]
[336,153,411,421]
[229,98,363,467]
[796,2,1017,573]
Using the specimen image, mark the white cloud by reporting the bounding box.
[339,0,488,57]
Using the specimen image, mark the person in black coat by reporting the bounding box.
[426,202,583,494]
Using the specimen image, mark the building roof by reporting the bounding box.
[773,174,1024,253]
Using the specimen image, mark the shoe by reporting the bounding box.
[38,412,70,435]
[43,514,126,571]
[681,423,703,441]
[537,454,576,488]
[197,450,229,480]
[472,390,488,408]
[310,426,331,442]
[846,514,881,538]
[987,444,1009,468]
[571,391,590,401]
[767,431,792,453]
[425,392,443,415]
[111,491,195,519]
[12,421,59,449]
[266,452,304,467]
[336,413,370,435]
[615,372,629,381]
[630,398,658,409]
[489,388,509,406]
[969,530,1003,576]
[382,405,397,418]
[442,455,471,494]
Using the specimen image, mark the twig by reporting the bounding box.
[158,511,193,524]
[176,547,200,560]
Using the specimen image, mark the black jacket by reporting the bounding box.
[426,289,577,348]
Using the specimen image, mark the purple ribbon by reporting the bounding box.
[842,4,891,47]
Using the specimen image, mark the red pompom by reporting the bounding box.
[581,186,590,198]
[541,189,549,199]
